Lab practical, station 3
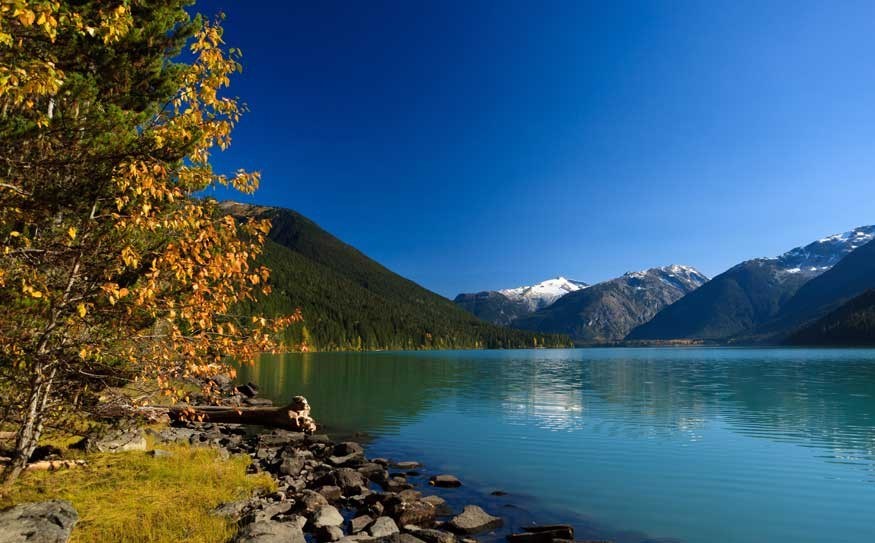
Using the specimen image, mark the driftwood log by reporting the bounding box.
[166,395,317,433]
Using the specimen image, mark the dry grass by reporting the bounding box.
[1,440,274,543]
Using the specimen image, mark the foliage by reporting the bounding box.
[786,289,875,346]
[0,0,295,484]
[0,442,275,543]
[227,204,573,351]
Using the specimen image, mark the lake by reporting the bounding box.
[238,348,875,543]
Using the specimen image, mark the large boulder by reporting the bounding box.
[368,516,399,538]
[233,520,305,543]
[427,475,461,488]
[384,497,435,527]
[407,528,456,543]
[446,505,502,534]
[0,500,78,543]
[312,505,344,528]
[85,428,147,453]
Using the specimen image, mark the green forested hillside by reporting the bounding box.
[226,202,571,351]
[786,290,875,346]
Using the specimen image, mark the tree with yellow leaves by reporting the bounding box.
[0,1,296,486]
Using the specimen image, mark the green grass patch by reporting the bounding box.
[1,443,275,543]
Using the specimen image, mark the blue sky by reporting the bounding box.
[204,0,875,297]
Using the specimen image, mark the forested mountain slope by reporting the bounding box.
[224,202,570,350]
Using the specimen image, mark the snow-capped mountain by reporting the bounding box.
[629,224,875,342]
[512,265,709,343]
[498,277,589,312]
[772,225,875,276]
[454,276,588,325]
[622,265,709,292]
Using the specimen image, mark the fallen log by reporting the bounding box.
[165,395,316,433]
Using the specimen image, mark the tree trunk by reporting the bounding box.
[166,396,316,433]
[1,367,56,488]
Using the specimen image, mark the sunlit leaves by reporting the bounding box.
[0,2,300,430]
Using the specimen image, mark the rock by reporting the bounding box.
[522,525,574,538]
[279,454,305,476]
[334,442,364,457]
[335,467,367,494]
[85,428,147,453]
[505,527,575,543]
[428,475,461,488]
[392,461,421,470]
[397,490,422,502]
[371,458,389,466]
[409,528,457,543]
[329,453,363,467]
[0,500,78,543]
[358,463,389,484]
[368,516,400,538]
[421,496,452,516]
[298,490,329,514]
[312,505,344,528]
[447,506,502,534]
[384,497,435,527]
[151,426,197,444]
[233,520,305,543]
[350,515,374,534]
[212,500,249,520]
[318,485,343,501]
[259,430,306,447]
[235,382,259,398]
[317,525,345,542]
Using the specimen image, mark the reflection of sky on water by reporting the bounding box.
[240,348,875,543]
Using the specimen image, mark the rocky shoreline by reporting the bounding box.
[158,419,596,543]
[1,383,609,543]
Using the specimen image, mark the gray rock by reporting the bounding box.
[334,442,364,456]
[384,497,435,527]
[421,496,452,516]
[233,520,305,543]
[336,467,367,494]
[350,514,374,534]
[312,505,344,528]
[318,485,343,501]
[408,528,456,543]
[446,506,501,534]
[392,461,421,470]
[0,500,78,543]
[279,454,305,476]
[428,475,461,488]
[298,490,329,514]
[368,516,400,538]
[212,500,249,520]
[86,428,147,453]
[317,525,345,542]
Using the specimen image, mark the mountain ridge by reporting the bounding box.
[628,225,875,342]
[222,201,572,350]
[512,265,708,343]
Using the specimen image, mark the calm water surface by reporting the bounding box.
[239,348,875,543]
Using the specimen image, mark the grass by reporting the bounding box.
[1,440,275,543]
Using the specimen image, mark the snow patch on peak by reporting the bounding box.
[499,276,589,311]
[775,225,875,276]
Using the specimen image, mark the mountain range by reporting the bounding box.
[224,200,874,349]
[501,266,707,342]
[453,277,587,325]
[628,226,875,342]
[221,202,571,351]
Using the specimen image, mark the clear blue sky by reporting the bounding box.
[204,0,875,298]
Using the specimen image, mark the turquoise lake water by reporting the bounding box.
[239,348,875,543]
